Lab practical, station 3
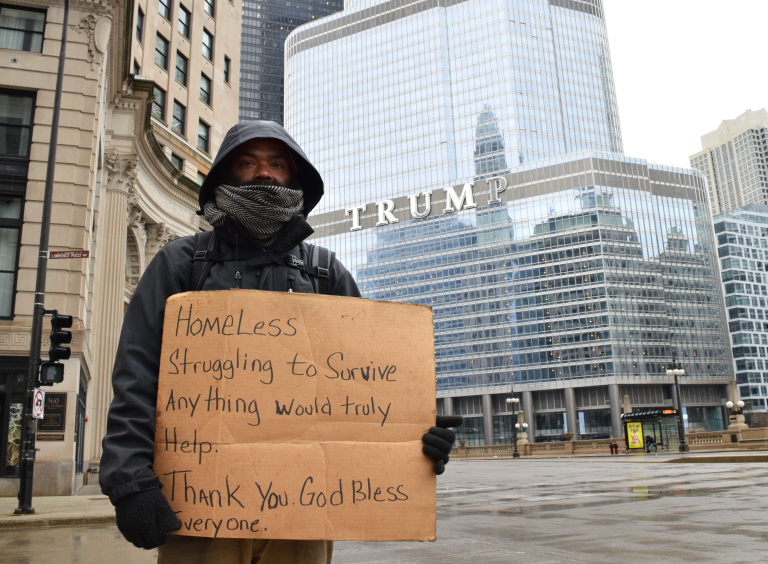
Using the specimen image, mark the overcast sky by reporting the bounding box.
[603,0,768,168]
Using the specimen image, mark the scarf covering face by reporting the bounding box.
[203,184,304,248]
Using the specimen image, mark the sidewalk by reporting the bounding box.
[1,451,766,530]
[457,449,768,462]
[0,485,115,530]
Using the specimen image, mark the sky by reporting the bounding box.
[603,0,768,168]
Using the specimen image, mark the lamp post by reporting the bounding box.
[726,400,745,420]
[666,354,690,453]
[506,397,527,459]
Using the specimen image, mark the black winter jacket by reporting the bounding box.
[99,216,361,503]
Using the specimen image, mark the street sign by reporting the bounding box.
[49,250,89,259]
[32,389,45,419]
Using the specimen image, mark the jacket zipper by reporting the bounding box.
[235,270,242,289]
[287,275,294,292]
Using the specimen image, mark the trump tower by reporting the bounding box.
[283,0,734,445]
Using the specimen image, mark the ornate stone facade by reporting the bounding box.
[0,0,240,495]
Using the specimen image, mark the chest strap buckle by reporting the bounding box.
[285,255,304,269]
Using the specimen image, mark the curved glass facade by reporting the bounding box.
[307,154,731,388]
[285,0,733,443]
[285,0,623,213]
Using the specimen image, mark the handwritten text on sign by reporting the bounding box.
[154,290,436,541]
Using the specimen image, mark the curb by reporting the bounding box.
[666,455,768,464]
[0,514,115,530]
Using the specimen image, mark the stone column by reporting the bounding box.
[482,394,494,446]
[608,383,622,439]
[442,396,453,416]
[564,387,578,440]
[522,390,535,443]
[89,155,137,462]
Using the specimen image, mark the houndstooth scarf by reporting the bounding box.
[203,184,304,248]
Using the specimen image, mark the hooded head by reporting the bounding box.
[198,120,323,216]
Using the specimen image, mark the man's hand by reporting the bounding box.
[422,415,464,475]
[115,486,181,549]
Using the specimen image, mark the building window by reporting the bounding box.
[0,90,34,158]
[199,73,211,106]
[196,171,206,186]
[0,358,27,478]
[159,0,172,20]
[151,85,166,121]
[204,0,215,17]
[198,120,210,153]
[172,100,185,134]
[202,29,213,61]
[135,7,144,44]
[154,33,169,70]
[170,153,183,171]
[0,196,23,318]
[133,60,140,75]
[0,5,44,53]
[175,52,188,86]
[0,90,33,320]
[178,5,190,39]
[223,56,230,84]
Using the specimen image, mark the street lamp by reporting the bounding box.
[666,354,690,453]
[506,397,521,459]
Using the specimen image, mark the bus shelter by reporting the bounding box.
[621,409,680,453]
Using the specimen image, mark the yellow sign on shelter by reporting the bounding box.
[626,422,644,449]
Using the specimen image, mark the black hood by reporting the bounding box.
[198,120,324,216]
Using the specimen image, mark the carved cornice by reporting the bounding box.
[69,14,98,68]
[146,222,179,256]
[105,153,138,195]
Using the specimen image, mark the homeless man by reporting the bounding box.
[99,120,463,563]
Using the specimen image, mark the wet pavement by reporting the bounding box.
[2,456,767,563]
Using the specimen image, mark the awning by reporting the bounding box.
[621,409,678,421]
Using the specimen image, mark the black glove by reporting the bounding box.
[422,415,464,475]
[114,482,181,549]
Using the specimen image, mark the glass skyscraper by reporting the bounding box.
[714,205,768,415]
[284,0,734,444]
[239,0,342,122]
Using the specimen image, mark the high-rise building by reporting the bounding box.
[239,0,343,123]
[713,205,768,414]
[286,0,624,201]
[690,109,768,216]
[0,0,240,494]
[284,0,733,445]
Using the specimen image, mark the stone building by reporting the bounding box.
[690,109,768,216]
[0,0,240,495]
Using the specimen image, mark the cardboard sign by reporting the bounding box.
[154,290,436,541]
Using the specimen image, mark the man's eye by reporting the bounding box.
[273,163,283,168]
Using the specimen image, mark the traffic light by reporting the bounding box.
[48,310,72,361]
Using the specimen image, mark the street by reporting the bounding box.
[2,456,767,563]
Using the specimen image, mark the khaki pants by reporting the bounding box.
[157,537,333,564]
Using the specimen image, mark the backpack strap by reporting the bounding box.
[308,245,333,295]
[308,244,319,293]
[188,234,332,292]
[188,231,216,291]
